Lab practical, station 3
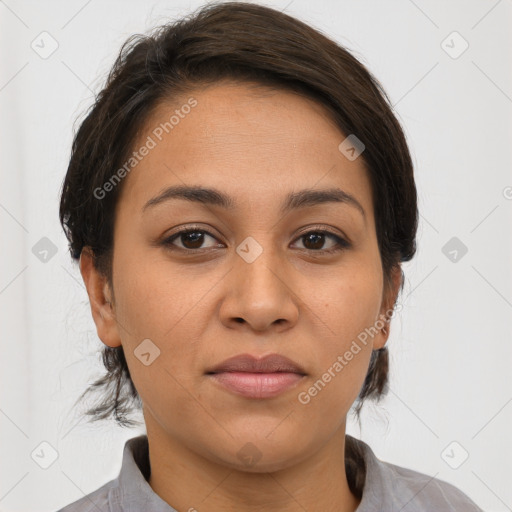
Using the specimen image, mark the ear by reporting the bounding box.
[373,265,402,350]
[79,247,122,348]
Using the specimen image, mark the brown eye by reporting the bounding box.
[293,230,350,254]
[161,227,350,255]
[163,229,222,251]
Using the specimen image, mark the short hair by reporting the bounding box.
[59,2,418,493]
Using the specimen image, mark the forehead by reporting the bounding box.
[116,81,373,221]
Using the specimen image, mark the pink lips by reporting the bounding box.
[205,353,306,399]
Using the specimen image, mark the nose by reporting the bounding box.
[219,238,299,333]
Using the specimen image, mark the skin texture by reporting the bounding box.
[80,81,401,512]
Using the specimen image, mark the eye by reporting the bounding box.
[291,229,350,254]
[162,227,222,251]
[161,226,350,254]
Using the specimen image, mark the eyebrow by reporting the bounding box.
[142,184,366,220]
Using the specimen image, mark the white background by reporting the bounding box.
[1,0,511,510]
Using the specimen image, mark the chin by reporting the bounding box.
[205,434,310,474]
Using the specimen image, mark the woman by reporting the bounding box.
[57,2,483,510]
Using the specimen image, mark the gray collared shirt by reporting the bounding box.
[57,434,483,511]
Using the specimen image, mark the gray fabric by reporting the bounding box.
[56,434,483,511]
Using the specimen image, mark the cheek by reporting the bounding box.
[296,346,373,425]
[109,251,201,400]
[321,261,383,347]
[308,264,383,400]
[113,245,201,340]
[296,304,378,432]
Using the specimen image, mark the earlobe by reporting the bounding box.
[79,247,122,348]
[373,314,391,351]
[374,265,402,350]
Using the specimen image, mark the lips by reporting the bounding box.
[205,353,307,399]
[205,353,306,375]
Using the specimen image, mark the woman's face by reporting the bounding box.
[84,81,399,472]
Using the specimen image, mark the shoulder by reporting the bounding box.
[348,435,483,512]
[55,478,117,512]
[55,434,169,512]
[376,459,483,511]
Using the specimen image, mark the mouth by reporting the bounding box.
[205,353,307,399]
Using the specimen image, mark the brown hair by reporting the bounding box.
[59,0,417,497]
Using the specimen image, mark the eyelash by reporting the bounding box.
[161,226,350,255]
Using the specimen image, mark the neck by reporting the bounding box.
[146,420,361,512]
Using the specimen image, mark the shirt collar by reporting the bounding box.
[108,435,177,511]
[105,433,406,511]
